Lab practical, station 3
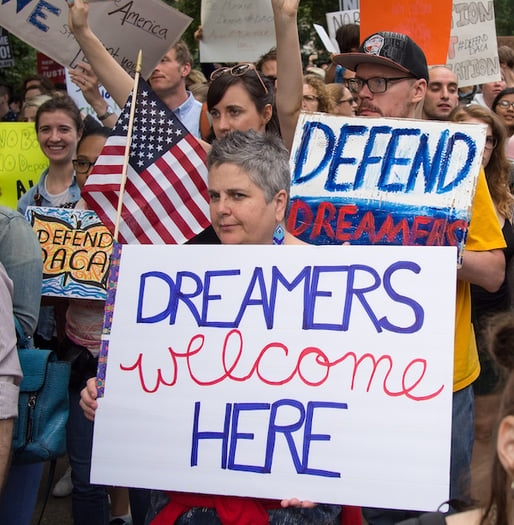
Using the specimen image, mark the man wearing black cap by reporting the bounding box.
[335,31,506,525]
[334,31,428,119]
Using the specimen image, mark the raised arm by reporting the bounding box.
[273,0,303,152]
[67,0,133,107]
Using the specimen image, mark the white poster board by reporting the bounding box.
[199,0,276,63]
[92,244,455,511]
[446,0,500,86]
[0,0,191,79]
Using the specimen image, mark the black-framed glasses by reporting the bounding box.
[72,159,96,174]
[497,100,514,110]
[484,135,498,150]
[348,76,412,94]
[210,63,268,94]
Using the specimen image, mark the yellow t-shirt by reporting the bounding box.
[453,169,506,391]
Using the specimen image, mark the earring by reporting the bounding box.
[273,224,285,245]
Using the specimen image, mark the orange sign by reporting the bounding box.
[360,0,453,65]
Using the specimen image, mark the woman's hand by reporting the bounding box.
[67,0,90,36]
[271,0,300,18]
[280,498,317,509]
[79,377,99,422]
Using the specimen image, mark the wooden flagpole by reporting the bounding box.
[113,49,143,242]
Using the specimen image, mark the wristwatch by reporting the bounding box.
[97,109,114,121]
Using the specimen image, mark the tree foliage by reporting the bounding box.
[0,33,37,94]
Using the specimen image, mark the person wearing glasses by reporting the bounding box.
[492,88,514,169]
[330,30,506,525]
[450,104,514,502]
[301,74,333,114]
[325,83,357,117]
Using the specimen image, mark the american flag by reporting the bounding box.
[82,79,210,244]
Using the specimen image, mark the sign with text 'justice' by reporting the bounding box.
[91,244,455,511]
[288,113,486,261]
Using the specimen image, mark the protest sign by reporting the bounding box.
[0,123,48,210]
[446,0,500,86]
[288,113,486,261]
[0,28,15,68]
[360,0,452,65]
[314,24,339,55]
[91,243,455,510]
[0,0,191,79]
[37,52,66,85]
[26,206,114,300]
[325,9,360,43]
[199,0,276,63]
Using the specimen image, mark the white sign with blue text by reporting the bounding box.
[288,113,486,261]
[91,244,456,511]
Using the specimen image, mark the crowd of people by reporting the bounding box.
[1,0,514,523]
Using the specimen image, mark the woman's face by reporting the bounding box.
[495,93,514,131]
[302,83,319,112]
[37,110,81,165]
[74,134,108,189]
[209,84,271,138]
[460,117,494,168]
[20,105,37,122]
[208,162,286,245]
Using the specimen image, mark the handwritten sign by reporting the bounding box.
[199,0,276,63]
[26,206,114,300]
[360,0,453,65]
[325,9,360,44]
[91,244,455,510]
[446,0,500,86]
[0,0,191,79]
[288,113,486,261]
[0,123,48,210]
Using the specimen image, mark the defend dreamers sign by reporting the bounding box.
[288,113,486,260]
[91,244,455,511]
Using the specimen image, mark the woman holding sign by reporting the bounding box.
[80,130,363,524]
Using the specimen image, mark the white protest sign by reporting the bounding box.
[91,244,455,511]
[314,24,339,55]
[0,0,191,79]
[446,0,500,86]
[65,69,121,123]
[288,113,486,261]
[326,8,360,43]
[199,0,276,63]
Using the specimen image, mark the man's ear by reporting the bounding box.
[181,63,192,78]
[411,78,427,104]
[497,415,514,477]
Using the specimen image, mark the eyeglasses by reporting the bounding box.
[210,63,268,94]
[337,98,356,105]
[348,76,412,94]
[303,94,319,103]
[484,135,498,150]
[497,100,514,110]
[72,159,96,174]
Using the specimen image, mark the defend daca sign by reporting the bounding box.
[91,244,455,511]
[288,113,486,260]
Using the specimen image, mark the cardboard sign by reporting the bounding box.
[0,0,191,79]
[360,0,453,65]
[199,0,276,63]
[26,206,114,300]
[288,113,486,261]
[446,0,500,86]
[91,244,455,510]
[0,123,48,210]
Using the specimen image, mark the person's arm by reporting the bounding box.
[273,0,303,152]
[67,0,133,107]
[0,419,14,495]
[457,249,505,292]
[69,62,118,128]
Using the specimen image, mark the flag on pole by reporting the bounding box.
[82,78,210,244]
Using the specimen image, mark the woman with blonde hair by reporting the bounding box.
[302,74,334,113]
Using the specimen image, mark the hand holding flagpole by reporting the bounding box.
[114,49,143,242]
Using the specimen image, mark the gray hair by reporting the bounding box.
[207,130,291,203]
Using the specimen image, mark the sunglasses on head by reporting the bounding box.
[210,63,269,95]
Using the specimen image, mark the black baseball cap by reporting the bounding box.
[333,31,429,82]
